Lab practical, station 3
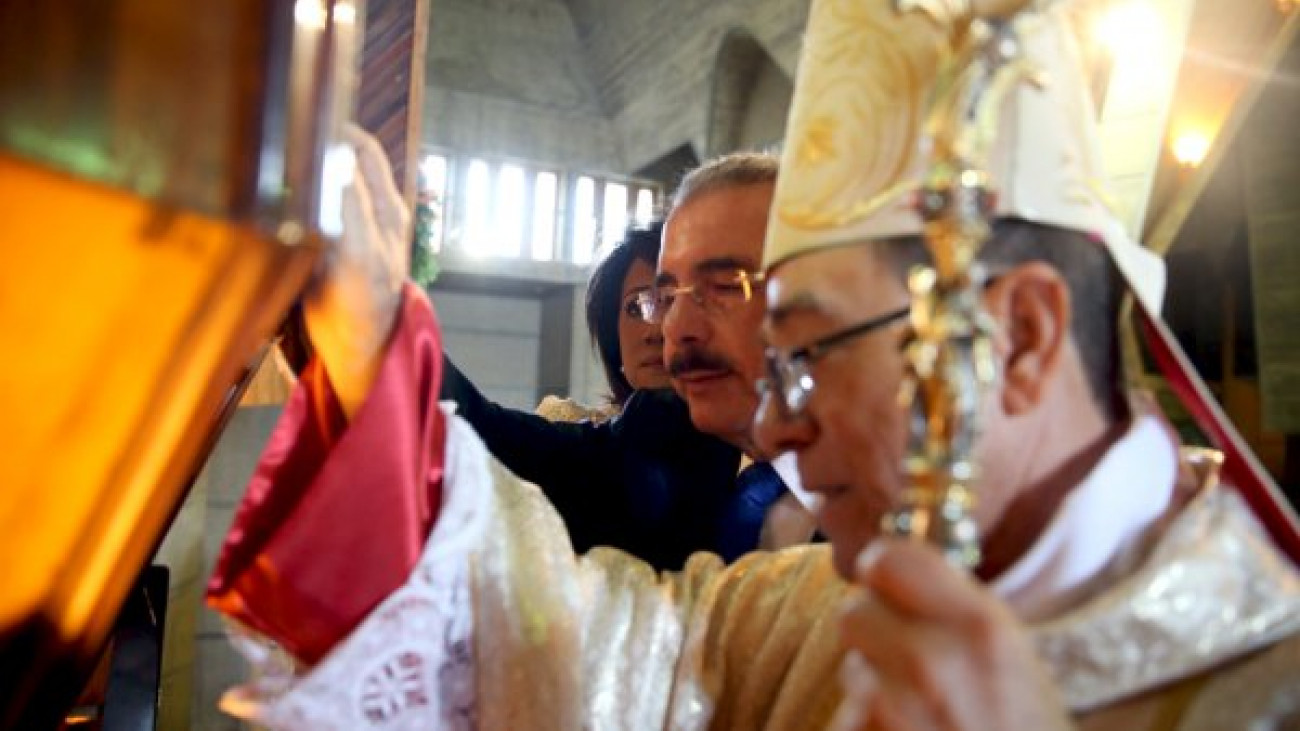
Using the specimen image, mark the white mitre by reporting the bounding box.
[762,0,1166,315]
[762,0,1300,564]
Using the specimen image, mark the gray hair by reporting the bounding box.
[669,151,779,213]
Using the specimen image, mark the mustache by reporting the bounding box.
[668,347,733,377]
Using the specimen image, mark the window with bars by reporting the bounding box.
[418,150,663,266]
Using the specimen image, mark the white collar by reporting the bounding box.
[990,416,1178,622]
[773,452,822,513]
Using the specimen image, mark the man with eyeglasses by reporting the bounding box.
[208,129,850,729]
[640,153,821,558]
[435,153,819,570]
[750,0,1300,727]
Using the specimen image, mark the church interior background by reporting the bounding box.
[15,0,1295,728]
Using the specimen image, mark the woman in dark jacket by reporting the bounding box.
[537,223,671,422]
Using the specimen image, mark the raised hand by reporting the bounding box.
[302,125,412,417]
[831,540,1072,731]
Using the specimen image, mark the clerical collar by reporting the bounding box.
[990,416,1178,622]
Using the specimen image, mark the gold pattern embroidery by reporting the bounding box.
[795,116,838,167]
[774,0,943,234]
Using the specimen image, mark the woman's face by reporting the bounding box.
[618,257,670,392]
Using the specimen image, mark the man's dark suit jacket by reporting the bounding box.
[441,356,777,571]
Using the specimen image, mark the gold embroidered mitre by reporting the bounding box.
[762,0,1167,316]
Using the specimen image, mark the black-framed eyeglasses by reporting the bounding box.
[633,268,764,324]
[760,305,911,417]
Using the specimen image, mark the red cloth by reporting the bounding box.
[1137,306,1300,566]
[207,284,446,665]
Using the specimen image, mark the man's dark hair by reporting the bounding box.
[877,218,1128,423]
[586,221,664,406]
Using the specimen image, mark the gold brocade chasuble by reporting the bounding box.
[471,442,848,729]
[466,437,1300,729]
[220,406,1300,730]
[211,288,1300,729]
[1049,450,1300,729]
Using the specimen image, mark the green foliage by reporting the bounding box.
[410,184,441,287]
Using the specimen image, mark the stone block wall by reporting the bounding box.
[193,406,284,731]
[422,0,621,171]
[422,0,809,173]
[561,0,809,170]
[152,405,283,731]
[431,288,544,409]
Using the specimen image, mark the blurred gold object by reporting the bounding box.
[0,0,364,727]
[880,12,1038,569]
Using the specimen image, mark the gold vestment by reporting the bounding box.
[224,417,1300,729]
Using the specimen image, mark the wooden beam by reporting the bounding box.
[358,0,430,209]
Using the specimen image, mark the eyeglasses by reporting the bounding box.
[633,268,764,324]
[760,305,911,418]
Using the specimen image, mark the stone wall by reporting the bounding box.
[561,0,809,171]
[422,0,808,174]
[187,405,284,731]
[422,0,621,171]
[1245,33,1300,434]
[432,288,544,410]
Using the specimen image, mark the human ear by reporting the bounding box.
[982,263,1071,416]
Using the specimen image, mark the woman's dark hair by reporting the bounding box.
[586,220,664,406]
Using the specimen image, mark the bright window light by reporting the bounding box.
[464,159,492,255]
[531,172,558,261]
[634,188,655,226]
[601,183,629,256]
[420,155,447,192]
[494,164,526,257]
[573,176,597,264]
[420,155,448,252]
[334,0,357,24]
[1095,2,1164,64]
[294,0,327,29]
[316,143,355,238]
